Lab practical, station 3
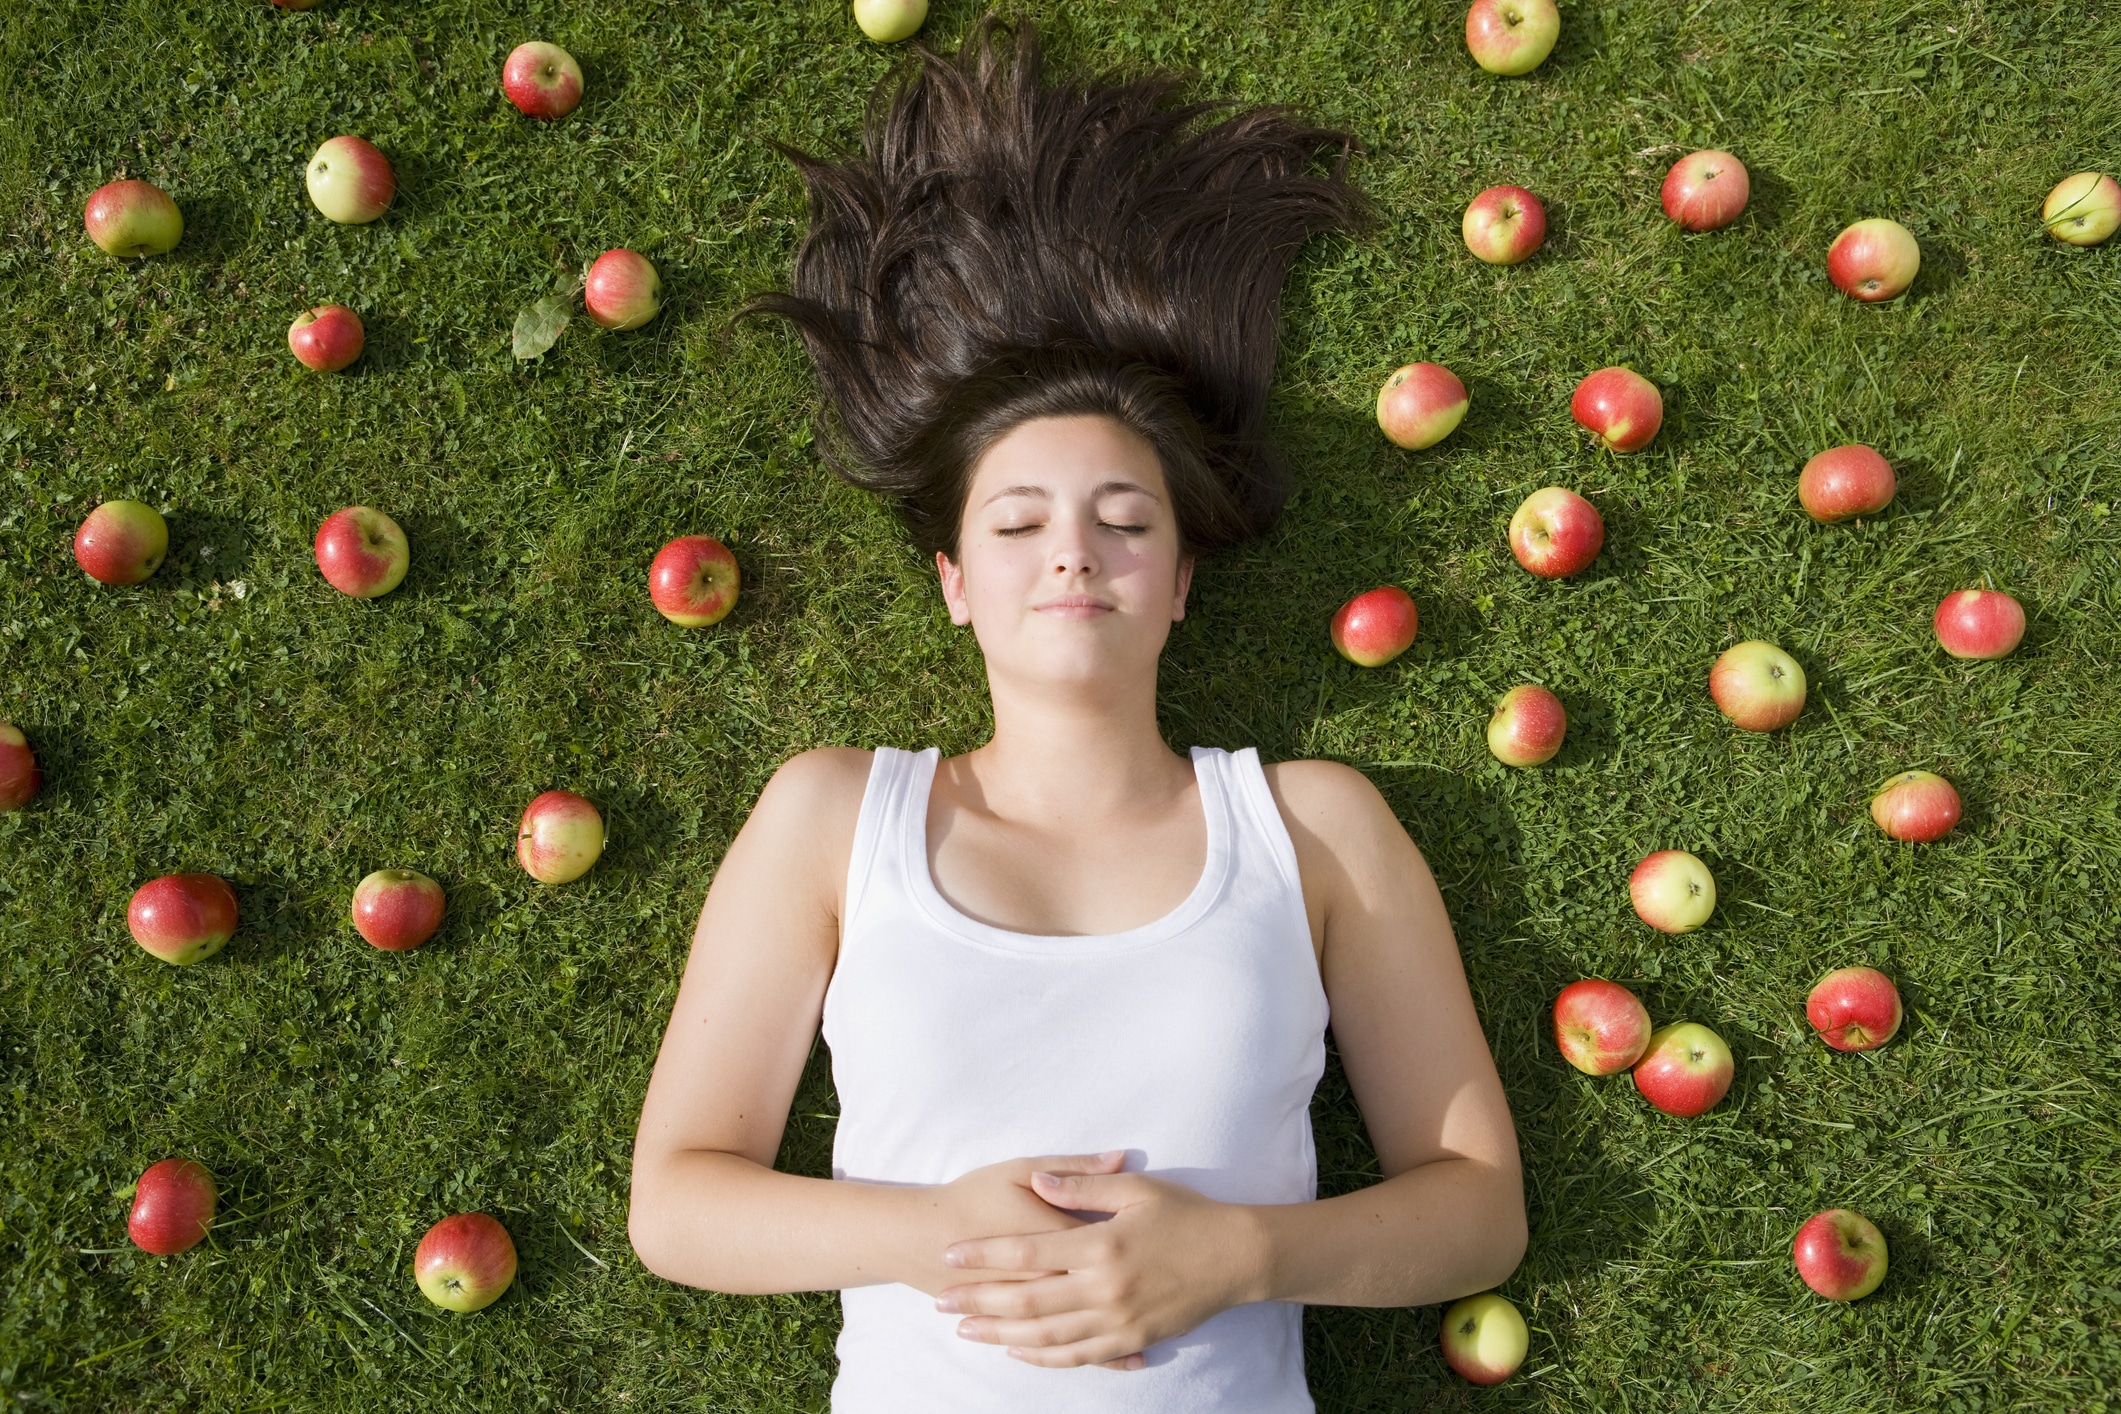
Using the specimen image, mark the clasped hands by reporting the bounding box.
[919,1150,1269,1372]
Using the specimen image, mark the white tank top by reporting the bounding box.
[820,744,1330,1412]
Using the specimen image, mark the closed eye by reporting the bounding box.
[1101,521,1149,534]
[994,523,1043,537]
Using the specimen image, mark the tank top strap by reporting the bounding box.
[1198,745,1305,900]
[844,746,937,923]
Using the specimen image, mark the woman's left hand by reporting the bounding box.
[934,1167,1267,1370]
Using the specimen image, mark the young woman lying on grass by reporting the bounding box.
[629,17,1525,1410]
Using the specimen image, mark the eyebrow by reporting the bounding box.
[980,480,1163,507]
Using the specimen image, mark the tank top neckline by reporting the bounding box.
[897,745,1238,956]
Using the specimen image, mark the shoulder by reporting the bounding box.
[749,746,876,833]
[1257,757,1401,845]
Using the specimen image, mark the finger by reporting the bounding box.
[1006,1334,1150,1370]
[938,1272,1089,1320]
[1096,1353,1147,1372]
[955,1304,1108,1353]
[944,1224,1094,1272]
[1021,1150,1127,1176]
[1029,1169,1150,1211]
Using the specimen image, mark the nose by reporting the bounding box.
[1047,512,1099,578]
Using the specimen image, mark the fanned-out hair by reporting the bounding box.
[739,14,1371,556]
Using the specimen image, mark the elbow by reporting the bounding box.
[1472,1169,1529,1293]
[627,1164,684,1284]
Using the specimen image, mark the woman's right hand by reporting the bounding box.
[903,1150,1130,1297]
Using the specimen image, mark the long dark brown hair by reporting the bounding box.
[740,14,1370,557]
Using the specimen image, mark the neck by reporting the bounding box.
[962,663,1191,814]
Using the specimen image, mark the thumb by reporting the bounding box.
[1026,1149,1128,1177]
[1031,1168,1145,1210]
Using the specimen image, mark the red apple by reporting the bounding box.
[518,790,605,884]
[415,1213,518,1312]
[1629,849,1716,934]
[1507,486,1603,578]
[287,304,365,372]
[1933,590,2024,660]
[1805,966,1903,1052]
[127,873,238,965]
[84,179,183,258]
[306,136,394,224]
[128,1158,216,1256]
[1552,979,1651,1076]
[1330,587,1418,668]
[1438,1292,1528,1384]
[1709,640,1805,731]
[1869,770,1959,842]
[1570,367,1662,453]
[584,248,661,330]
[1463,0,1558,76]
[0,722,41,811]
[1631,1022,1733,1118]
[1798,444,1896,522]
[503,41,583,120]
[74,499,169,586]
[1827,218,1919,301]
[1375,362,1469,450]
[2041,172,2120,247]
[314,506,409,598]
[1660,149,1749,232]
[1487,684,1566,767]
[1462,185,1545,265]
[649,535,741,627]
[1793,1209,1887,1301]
[351,869,446,952]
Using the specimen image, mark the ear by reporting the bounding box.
[1172,553,1195,623]
[937,549,973,627]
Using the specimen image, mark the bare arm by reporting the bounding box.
[1250,759,1527,1306]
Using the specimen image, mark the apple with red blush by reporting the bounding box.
[1571,367,1662,453]
[1870,771,1959,842]
[306,136,395,224]
[1828,219,1919,301]
[127,873,238,965]
[1487,684,1565,766]
[1462,185,1545,265]
[2041,172,2120,247]
[1661,150,1749,232]
[1631,1021,1732,1117]
[649,535,741,627]
[1709,640,1805,731]
[585,249,661,330]
[1552,979,1651,1075]
[314,506,409,598]
[128,1158,217,1255]
[1629,849,1716,934]
[1798,444,1895,522]
[1933,590,2024,660]
[1806,966,1902,1052]
[503,42,583,120]
[1463,0,1558,76]
[84,179,183,259]
[1507,486,1603,578]
[518,790,605,884]
[1375,362,1468,450]
[74,499,169,586]
[415,1213,519,1312]
[351,869,446,951]
[1793,1208,1887,1301]
[287,305,365,372]
[1330,587,1418,667]
[0,723,41,811]
[1438,1292,1528,1384]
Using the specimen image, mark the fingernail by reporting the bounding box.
[943,1249,965,1267]
[1099,1149,1124,1162]
[934,1294,960,1313]
[957,1320,978,1339]
[1032,1171,1057,1185]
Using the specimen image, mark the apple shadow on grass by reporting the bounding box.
[1740,166,1799,234]
[160,509,258,590]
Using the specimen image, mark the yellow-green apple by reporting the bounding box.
[1661,150,1749,232]
[1439,1292,1527,1384]
[128,1158,216,1255]
[1462,185,1545,265]
[1487,684,1565,766]
[415,1213,518,1312]
[1632,1021,1732,1117]
[1552,978,1651,1075]
[1793,1209,1887,1301]
[2042,172,2120,247]
[1570,367,1662,452]
[127,873,238,965]
[1869,770,1959,842]
[584,248,661,330]
[1508,486,1604,578]
[313,506,409,598]
[1798,444,1895,522]
[287,305,365,372]
[1933,589,2024,660]
[1375,362,1468,449]
[649,535,741,627]
[84,179,183,258]
[0,723,41,812]
[306,136,394,224]
[854,0,928,42]
[1629,849,1715,934]
[352,869,445,952]
[1805,966,1902,1052]
[1464,0,1557,75]
[503,42,583,120]
[73,500,169,586]
[1709,640,1805,731]
[1827,218,1919,301]
[518,790,604,883]
[1330,587,1418,667]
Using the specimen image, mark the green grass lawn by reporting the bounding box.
[4,0,2119,1408]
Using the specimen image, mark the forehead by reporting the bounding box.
[968,415,1168,502]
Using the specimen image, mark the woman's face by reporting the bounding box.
[938,414,1193,694]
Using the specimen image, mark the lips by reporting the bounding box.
[1034,594,1113,616]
